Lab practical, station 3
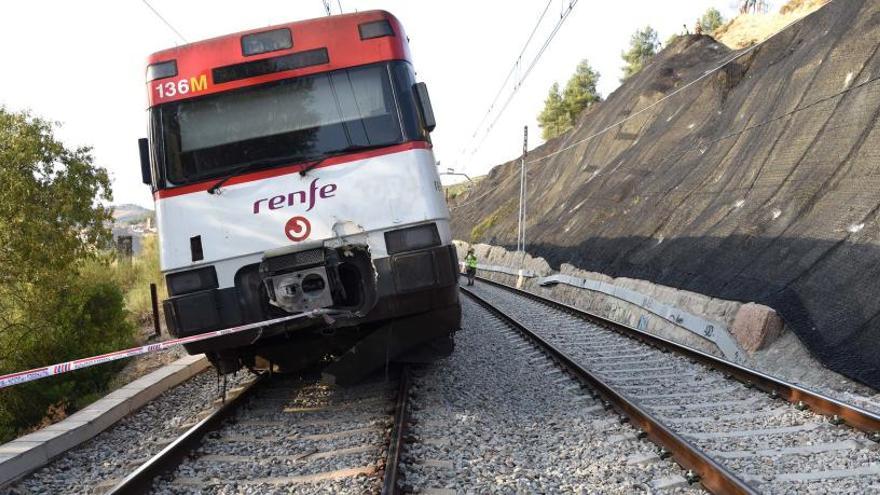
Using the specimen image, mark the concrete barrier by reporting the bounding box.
[454,241,784,363]
[0,354,209,487]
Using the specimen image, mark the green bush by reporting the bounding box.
[0,272,134,442]
[81,235,164,327]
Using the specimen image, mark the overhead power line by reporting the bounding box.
[458,0,554,159]
[457,0,579,171]
[141,0,187,44]
[472,0,579,156]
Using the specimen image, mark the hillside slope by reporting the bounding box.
[714,0,830,49]
[450,0,880,388]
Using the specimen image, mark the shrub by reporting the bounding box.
[0,272,134,442]
[470,200,517,243]
[81,235,165,327]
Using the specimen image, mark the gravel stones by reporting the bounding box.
[400,296,701,493]
[150,377,396,494]
[8,370,252,495]
[469,280,880,493]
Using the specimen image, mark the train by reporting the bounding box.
[138,11,461,381]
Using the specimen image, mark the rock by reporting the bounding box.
[731,302,785,353]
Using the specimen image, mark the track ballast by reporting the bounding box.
[462,278,880,494]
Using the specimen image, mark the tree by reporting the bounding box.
[700,8,724,33]
[620,26,660,81]
[0,108,131,441]
[537,82,570,140]
[740,0,769,14]
[0,109,113,292]
[562,60,601,124]
[538,60,602,140]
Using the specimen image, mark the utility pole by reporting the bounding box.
[517,126,528,254]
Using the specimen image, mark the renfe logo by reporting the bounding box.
[253,178,337,214]
[285,216,311,242]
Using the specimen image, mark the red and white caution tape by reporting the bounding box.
[0,311,328,390]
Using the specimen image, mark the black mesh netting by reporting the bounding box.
[451,0,880,388]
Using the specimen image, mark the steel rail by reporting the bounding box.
[107,374,265,495]
[461,286,757,495]
[381,365,411,495]
[472,275,880,437]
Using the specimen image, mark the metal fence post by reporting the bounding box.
[150,283,161,338]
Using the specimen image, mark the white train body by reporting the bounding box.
[156,145,451,284]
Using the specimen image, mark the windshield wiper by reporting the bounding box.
[206,143,396,194]
[297,143,395,177]
[207,154,317,194]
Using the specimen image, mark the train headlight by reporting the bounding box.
[166,266,219,296]
[384,223,441,255]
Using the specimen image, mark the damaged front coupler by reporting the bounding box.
[259,243,376,316]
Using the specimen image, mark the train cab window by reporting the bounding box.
[152,61,424,188]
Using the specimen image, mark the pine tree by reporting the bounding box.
[620,26,660,81]
[700,8,724,33]
[538,82,570,140]
[562,60,601,124]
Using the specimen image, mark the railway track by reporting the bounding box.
[462,277,880,494]
[395,296,701,493]
[106,368,410,494]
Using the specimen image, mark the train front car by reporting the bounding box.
[139,11,460,378]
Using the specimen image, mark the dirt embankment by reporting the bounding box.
[714,0,831,49]
[450,0,880,388]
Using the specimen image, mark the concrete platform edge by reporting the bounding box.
[0,354,209,488]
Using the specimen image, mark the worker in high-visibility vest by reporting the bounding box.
[464,248,478,286]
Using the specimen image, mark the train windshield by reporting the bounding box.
[153,61,425,186]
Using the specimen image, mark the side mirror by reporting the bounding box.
[413,82,436,133]
[138,138,151,185]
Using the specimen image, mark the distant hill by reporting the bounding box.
[112,204,153,225]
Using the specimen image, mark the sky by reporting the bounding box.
[0,0,769,208]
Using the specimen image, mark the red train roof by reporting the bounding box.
[145,10,411,108]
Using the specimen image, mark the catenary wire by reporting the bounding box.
[456,0,555,161]
[141,0,187,44]
[466,0,579,164]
